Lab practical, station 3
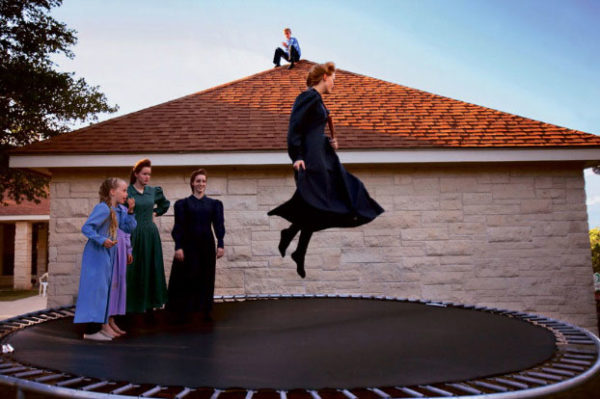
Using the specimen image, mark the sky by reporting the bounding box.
[49,0,600,225]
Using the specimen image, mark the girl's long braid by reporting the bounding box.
[98,178,119,240]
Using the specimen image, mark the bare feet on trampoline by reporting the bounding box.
[109,318,126,335]
[101,324,120,338]
[83,331,112,341]
[291,251,306,278]
[278,228,296,257]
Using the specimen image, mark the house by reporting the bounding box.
[9,60,600,332]
[0,193,49,290]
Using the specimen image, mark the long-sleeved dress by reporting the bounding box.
[167,195,225,314]
[126,185,170,313]
[268,88,384,231]
[108,205,133,316]
[74,203,137,324]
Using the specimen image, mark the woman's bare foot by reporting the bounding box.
[109,318,126,335]
[101,323,120,338]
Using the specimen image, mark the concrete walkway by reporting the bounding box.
[0,295,48,320]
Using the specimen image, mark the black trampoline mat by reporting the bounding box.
[6,298,557,390]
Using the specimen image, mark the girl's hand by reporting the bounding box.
[103,239,117,248]
[329,137,338,150]
[127,197,135,213]
[127,254,133,264]
[293,160,305,171]
[174,249,184,262]
[217,247,225,259]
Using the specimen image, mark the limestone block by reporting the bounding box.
[221,195,258,211]
[492,183,536,199]
[215,270,244,288]
[532,221,570,237]
[258,177,295,187]
[448,223,485,236]
[402,227,448,241]
[535,188,566,200]
[487,227,532,242]
[369,213,420,229]
[425,240,473,256]
[521,199,552,214]
[462,193,493,205]
[252,241,279,256]
[341,249,385,263]
[205,177,227,196]
[228,179,258,195]
[360,264,406,282]
[227,212,270,228]
[421,210,463,224]
[227,246,252,261]
[464,204,520,216]
[56,218,87,234]
[228,228,252,245]
[49,295,76,307]
[48,247,58,262]
[364,235,400,247]
[441,176,480,193]
[52,198,94,218]
[257,186,294,206]
[53,182,70,198]
[394,196,439,211]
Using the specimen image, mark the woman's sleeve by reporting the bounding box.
[287,91,319,162]
[171,199,185,250]
[153,186,171,216]
[117,205,137,234]
[212,200,225,249]
[81,203,110,246]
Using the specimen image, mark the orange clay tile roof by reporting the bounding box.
[0,192,49,216]
[11,60,600,154]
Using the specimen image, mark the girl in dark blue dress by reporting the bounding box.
[167,169,225,321]
[268,62,384,278]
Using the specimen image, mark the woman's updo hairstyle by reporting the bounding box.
[306,62,336,88]
[130,158,152,185]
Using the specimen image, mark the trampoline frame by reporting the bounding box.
[0,293,599,399]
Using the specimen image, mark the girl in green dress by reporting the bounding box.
[126,158,171,313]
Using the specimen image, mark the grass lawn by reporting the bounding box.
[0,289,38,301]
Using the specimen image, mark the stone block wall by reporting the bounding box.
[47,163,598,332]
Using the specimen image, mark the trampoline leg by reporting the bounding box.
[16,387,25,399]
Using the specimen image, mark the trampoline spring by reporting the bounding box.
[55,376,86,387]
[211,388,223,399]
[526,371,563,382]
[445,382,482,395]
[34,373,65,383]
[175,387,195,399]
[492,378,528,389]
[306,389,321,399]
[560,358,592,366]
[366,387,389,398]
[111,383,138,394]
[141,385,164,397]
[511,375,548,385]
[0,366,28,374]
[471,380,509,392]
[418,385,453,397]
[541,367,576,377]
[13,369,44,378]
[551,362,585,371]
[245,389,255,399]
[81,381,111,391]
[425,302,446,308]
[338,389,358,399]
[394,387,425,397]
[562,353,596,360]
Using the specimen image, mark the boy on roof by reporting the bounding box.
[273,28,301,69]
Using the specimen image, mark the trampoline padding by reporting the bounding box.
[6,298,557,389]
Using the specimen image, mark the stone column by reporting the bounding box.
[36,223,49,275]
[14,221,33,290]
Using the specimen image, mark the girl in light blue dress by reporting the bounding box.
[73,178,137,341]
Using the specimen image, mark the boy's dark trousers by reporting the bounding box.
[273,46,300,66]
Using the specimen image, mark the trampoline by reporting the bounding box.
[0,294,599,398]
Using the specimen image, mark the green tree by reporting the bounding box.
[590,228,600,274]
[0,0,117,204]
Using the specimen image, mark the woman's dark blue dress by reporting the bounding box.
[167,195,225,314]
[268,88,384,231]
